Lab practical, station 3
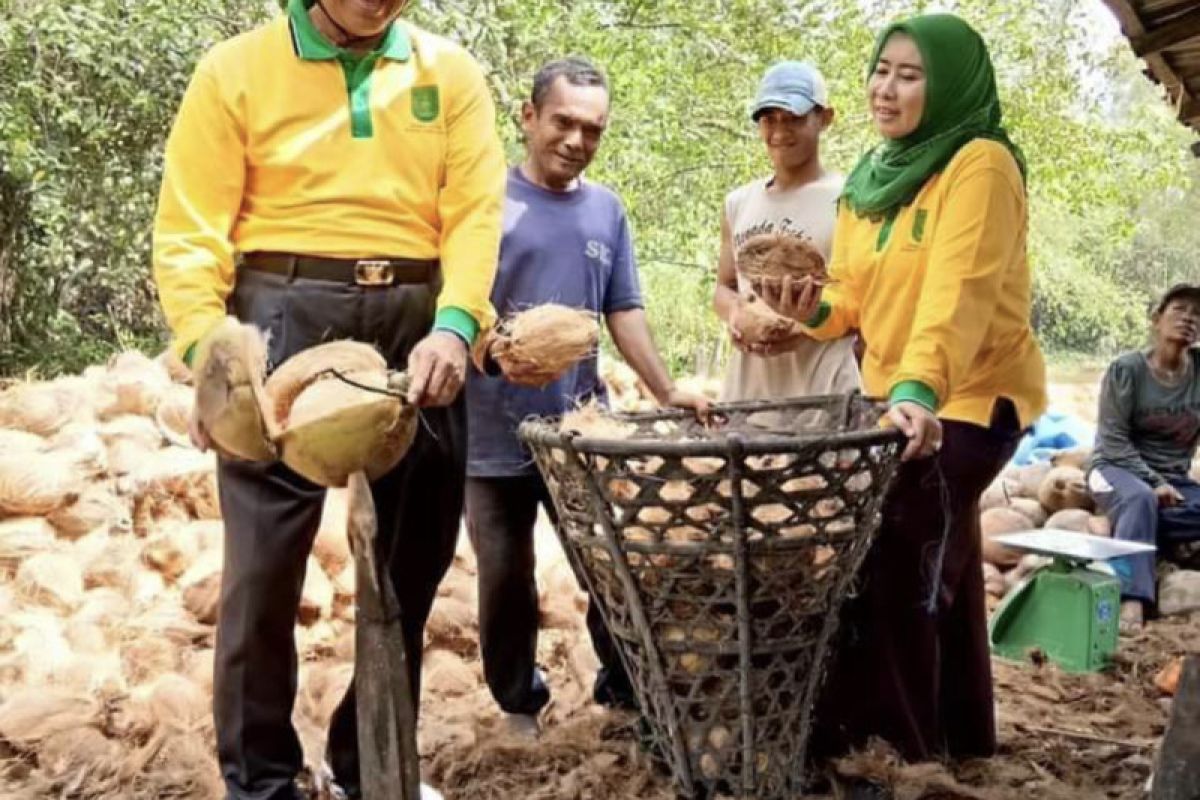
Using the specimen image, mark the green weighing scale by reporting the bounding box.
[988,529,1156,673]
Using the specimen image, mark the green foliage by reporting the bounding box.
[0,0,1195,377]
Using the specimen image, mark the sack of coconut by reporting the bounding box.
[472,304,599,387]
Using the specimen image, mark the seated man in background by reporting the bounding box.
[1088,283,1200,631]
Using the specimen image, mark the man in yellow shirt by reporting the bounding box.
[151,1,504,798]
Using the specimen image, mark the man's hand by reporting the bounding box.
[664,386,712,422]
[1155,483,1185,508]
[887,401,943,462]
[188,406,214,452]
[750,274,823,324]
[407,331,468,407]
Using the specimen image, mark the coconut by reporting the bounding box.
[147,672,209,731]
[979,507,1028,567]
[560,403,636,438]
[1011,462,1053,499]
[183,573,221,625]
[0,452,83,515]
[299,556,334,625]
[314,488,350,576]
[1087,514,1112,537]
[156,347,193,384]
[263,340,387,429]
[277,370,410,488]
[0,427,46,453]
[101,351,172,417]
[141,527,201,581]
[47,424,109,477]
[1050,447,1092,470]
[1044,508,1092,533]
[0,382,80,436]
[1007,497,1047,528]
[156,383,195,447]
[192,317,276,461]
[48,486,131,539]
[732,293,798,346]
[0,517,58,574]
[979,478,1014,511]
[99,414,165,451]
[423,649,476,698]
[0,689,99,748]
[38,727,120,780]
[485,304,600,387]
[16,552,85,611]
[82,537,141,592]
[735,232,827,283]
[1038,466,1093,512]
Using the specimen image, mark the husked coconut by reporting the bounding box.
[0,452,83,515]
[1087,514,1112,537]
[1050,447,1092,470]
[192,317,276,461]
[0,382,80,436]
[0,690,99,748]
[183,572,221,625]
[735,232,828,283]
[481,304,600,387]
[147,672,209,731]
[264,340,387,429]
[278,370,413,488]
[101,351,172,417]
[1007,497,1047,528]
[1012,462,1053,499]
[1044,508,1091,533]
[560,403,636,439]
[141,527,201,581]
[48,486,131,539]
[732,293,798,346]
[1038,466,1093,512]
[155,383,195,447]
[99,414,165,451]
[82,537,141,592]
[0,517,58,574]
[314,488,350,576]
[16,552,85,611]
[0,427,46,453]
[423,648,476,697]
[979,507,1028,568]
[299,556,334,625]
[47,424,109,477]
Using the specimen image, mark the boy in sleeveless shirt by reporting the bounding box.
[713,62,860,400]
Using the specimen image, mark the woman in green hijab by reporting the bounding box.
[756,13,1047,780]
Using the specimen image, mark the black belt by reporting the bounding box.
[241,251,439,286]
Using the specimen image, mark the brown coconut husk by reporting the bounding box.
[732,293,798,346]
[182,573,222,626]
[1038,466,1094,512]
[423,649,477,698]
[735,232,828,283]
[0,452,83,516]
[192,317,276,461]
[980,507,1029,568]
[485,304,600,387]
[277,370,410,488]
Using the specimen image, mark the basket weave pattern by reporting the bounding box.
[520,395,904,799]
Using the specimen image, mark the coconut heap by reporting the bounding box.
[0,350,498,798]
[979,450,1200,614]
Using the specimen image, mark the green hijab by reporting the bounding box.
[841,13,1026,218]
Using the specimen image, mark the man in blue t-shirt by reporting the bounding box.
[465,56,708,735]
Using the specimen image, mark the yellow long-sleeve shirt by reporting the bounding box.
[153,0,506,359]
[808,139,1047,428]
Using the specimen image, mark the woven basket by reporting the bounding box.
[519,394,905,799]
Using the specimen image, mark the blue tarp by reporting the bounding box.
[1011,410,1095,466]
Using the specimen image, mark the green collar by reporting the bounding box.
[287,0,411,61]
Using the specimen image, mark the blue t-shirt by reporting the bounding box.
[466,166,644,477]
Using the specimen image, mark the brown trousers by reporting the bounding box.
[811,400,1022,763]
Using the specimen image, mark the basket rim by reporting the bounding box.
[518,394,906,456]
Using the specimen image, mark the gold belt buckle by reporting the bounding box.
[354,259,394,286]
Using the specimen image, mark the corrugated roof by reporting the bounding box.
[1102,0,1200,153]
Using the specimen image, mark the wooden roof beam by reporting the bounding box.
[1131,5,1200,57]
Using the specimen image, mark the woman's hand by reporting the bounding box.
[887,401,943,461]
[750,275,823,324]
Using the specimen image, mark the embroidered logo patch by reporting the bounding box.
[412,86,440,123]
[912,209,929,243]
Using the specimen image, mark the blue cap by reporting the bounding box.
[751,61,829,121]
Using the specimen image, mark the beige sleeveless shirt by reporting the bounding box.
[721,172,861,401]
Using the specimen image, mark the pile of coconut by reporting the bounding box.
[979,450,1200,614]
[0,351,510,798]
[599,357,721,414]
